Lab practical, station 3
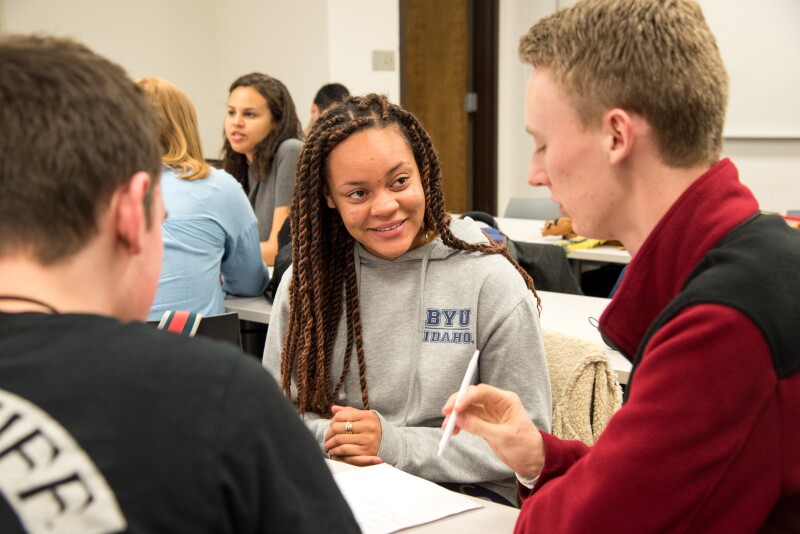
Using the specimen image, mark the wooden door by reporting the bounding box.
[400,0,470,213]
[400,0,499,215]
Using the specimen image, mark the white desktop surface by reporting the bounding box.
[496,217,631,264]
[225,290,630,384]
[326,459,519,533]
[224,295,272,324]
[536,290,630,384]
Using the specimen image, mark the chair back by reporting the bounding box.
[543,329,622,445]
[514,241,582,294]
[504,197,561,220]
[460,211,498,228]
[196,313,242,348]
[151,311,242,349]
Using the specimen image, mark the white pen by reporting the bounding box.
[438,349,481,457]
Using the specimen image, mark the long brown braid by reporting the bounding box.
[281,93,539,416]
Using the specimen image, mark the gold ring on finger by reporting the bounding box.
[345,420,354,434]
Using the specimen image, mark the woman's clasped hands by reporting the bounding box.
[324,405,383,466]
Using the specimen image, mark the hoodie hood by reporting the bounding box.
[353,218,490,338]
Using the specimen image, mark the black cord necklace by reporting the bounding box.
[0,295,59,314]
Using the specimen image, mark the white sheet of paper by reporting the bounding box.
[333,463,482,534]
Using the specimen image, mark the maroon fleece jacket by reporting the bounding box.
[516,159,800,532]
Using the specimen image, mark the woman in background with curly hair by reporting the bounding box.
[222,73,303,265]
[263,94,551,506]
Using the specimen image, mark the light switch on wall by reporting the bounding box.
[372,50,396,71]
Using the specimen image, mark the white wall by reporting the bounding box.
[327,0,400,104]
[2,0,400,159]
[497,0,557,214]
[214,0,329,152]
[699,0,800,138]
[724,140,800,214]
[2,0,329,159]
[3,0,798,213]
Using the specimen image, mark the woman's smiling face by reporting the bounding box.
[324,126,427,260]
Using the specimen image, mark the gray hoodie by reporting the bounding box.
[263,216,551,504]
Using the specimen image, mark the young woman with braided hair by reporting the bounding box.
[263,94,551,506]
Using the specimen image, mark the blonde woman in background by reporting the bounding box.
[138,77,268,321]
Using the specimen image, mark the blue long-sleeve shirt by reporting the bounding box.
[149,167,268,320]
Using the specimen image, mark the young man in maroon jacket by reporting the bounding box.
[442,0,800,531]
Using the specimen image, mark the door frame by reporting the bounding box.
[470,0,499,214]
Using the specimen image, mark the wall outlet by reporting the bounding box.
[372,50,396,72]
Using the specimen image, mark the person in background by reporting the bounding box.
[263,93,551,506]
[0,35,358,533]
[222,73,303,266]
[442,0,800,531]
[138,77,268,321]
[305,82,350,134]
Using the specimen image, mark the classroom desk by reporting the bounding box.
[496,217,631,265]
[326,459,520,533]
[536,290,630,384]
[225,290,631,384]
[224,295,273,324]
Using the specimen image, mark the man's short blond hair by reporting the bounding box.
[520,0,728,167]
